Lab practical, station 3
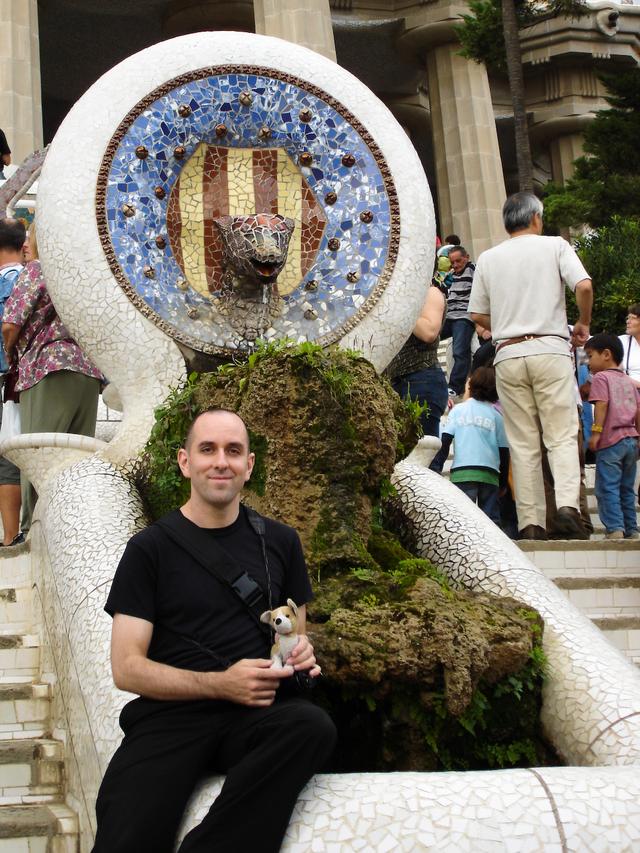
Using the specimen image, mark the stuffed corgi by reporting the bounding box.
[260,598,300,669]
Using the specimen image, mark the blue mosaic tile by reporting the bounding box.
[98,68,398,355]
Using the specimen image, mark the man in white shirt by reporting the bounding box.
[469,193,593,540]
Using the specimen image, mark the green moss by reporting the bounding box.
[245,430,268,497]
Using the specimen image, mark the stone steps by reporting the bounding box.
[0,543,80,850]
[519,539,640,664]
[0,635,40,681]
[0,683,51,741]
[0,803,78,852]
[554,574,640,617]
[0,739,63,805]
[0,588,33,635]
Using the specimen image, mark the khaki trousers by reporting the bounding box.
[20,370,100,532]
[495,354,580,529]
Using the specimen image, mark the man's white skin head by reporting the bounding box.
[502,192,544,236]
[0,218,26,265]
[448,246,470,275]
[177,409,255,515]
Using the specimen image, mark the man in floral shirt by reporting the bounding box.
[2,232,103,532]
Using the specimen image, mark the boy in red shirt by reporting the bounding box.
[586,334,640,539]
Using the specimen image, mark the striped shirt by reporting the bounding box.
[446,261,475,321]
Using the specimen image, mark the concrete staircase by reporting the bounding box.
[0,543,78,851]
[519,466,640,667]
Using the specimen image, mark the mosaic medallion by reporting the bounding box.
[97,66,399,355]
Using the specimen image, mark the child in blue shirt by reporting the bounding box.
[439,367,510,525]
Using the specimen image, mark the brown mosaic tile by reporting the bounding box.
[203,146,229,293]
[253,150,279,215]
[166,177,183,274]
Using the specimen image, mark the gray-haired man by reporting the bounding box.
[469,192,593,540]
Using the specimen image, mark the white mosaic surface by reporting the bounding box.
[179,765,640,852]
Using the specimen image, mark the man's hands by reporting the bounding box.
[571,322,590,348]
[286,634,321,678]
[588,433,600,453]
[213,659,293,707]
[211,635,320,707]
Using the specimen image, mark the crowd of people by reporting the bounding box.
[390,192,640,541]
[0,216,102,544]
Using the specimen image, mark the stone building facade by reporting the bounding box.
[1,0,639,258]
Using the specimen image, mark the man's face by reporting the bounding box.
[177,411,255,509]
[449,251,468,275]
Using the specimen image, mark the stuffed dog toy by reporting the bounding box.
[260,598,300,670]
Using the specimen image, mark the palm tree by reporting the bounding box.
[457,0,585,192]
[501,0,533,191]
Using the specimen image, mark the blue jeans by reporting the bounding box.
[454,481,501,525]
[392,365,448,438]
[441,318,475,395]
[594,437,639,535]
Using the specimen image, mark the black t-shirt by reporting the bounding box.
[105,506,312,672]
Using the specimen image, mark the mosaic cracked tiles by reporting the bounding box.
[97,67,399,355]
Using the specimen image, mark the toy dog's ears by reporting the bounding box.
[260,610,272,624]
[286,598,298,616]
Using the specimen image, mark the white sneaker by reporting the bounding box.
[605,530,624,540]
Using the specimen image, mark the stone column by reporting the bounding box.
[426,43,505,258]
[254,0,336,61]
[0,0,43,162]
[549,132,584,184]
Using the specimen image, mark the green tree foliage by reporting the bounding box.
[456,0,587,73]
[456,0,533,74]
[566,217,640,333]
[544,69,640,229]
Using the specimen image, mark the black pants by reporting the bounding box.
[92,695,336,853]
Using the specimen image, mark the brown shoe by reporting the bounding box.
[518,524,548,540]
[554,506,589,540]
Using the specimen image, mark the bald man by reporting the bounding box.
[93,409,336,853]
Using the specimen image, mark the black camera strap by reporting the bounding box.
[155,506,272,635]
